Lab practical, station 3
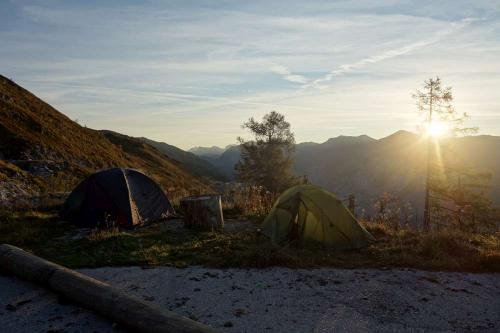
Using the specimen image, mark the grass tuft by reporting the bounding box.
[0,208,498,272]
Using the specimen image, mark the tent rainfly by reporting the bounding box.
[261,185,374,249]
[62,168,174,228]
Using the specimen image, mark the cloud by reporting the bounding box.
[304,19,473,89]
[269,65,309,84]
[1,2,499,148]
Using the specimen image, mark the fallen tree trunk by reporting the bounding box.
[0,244,216,333]
[180,195,224,230]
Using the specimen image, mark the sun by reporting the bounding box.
[427,122,447,138]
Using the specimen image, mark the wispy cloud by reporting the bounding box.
[1,2,499,148]
[304,19,473,89]
[269,65,309,84]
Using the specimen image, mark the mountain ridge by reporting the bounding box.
[0,75,209,203]
[188,133,411,156]
[139,137,226,181]
[2,75,498,215]
[191,130,500,216]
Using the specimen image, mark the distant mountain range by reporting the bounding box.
[190,131,500,216]
[190,145,241,180]
[2,74,499,216]
[188,145,241,178]
[139,137,226,181]
[188,146,229,159]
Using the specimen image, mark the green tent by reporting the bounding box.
[261,185,374,249]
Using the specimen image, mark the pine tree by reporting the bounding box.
[235,111,298,192]
[413,77,480,230]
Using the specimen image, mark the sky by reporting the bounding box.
[1,0,499,149]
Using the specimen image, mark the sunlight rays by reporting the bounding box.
[427,122,448,138]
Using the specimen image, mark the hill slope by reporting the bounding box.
[139,137,226,181]
[294,132,428,214]
[199,132,500,215]
[209,145,241,180]
[189,144,240,179]
[0,75,207,203]
[294,131,500,213]
[188,146,226,159]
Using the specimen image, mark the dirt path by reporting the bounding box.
[1,267,499,332]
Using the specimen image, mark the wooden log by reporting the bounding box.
[0,244,216,333]
[180,195,224,230]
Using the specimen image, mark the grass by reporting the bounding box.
[361,222,500,272]
[221,185,277,218]
[0,208,499,272]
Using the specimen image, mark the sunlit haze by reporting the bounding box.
[1,1,499,149]
[427,122,448,138]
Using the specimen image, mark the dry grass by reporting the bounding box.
[222,185,277,218]
[361,221,500,272]
[87,227,122,241]
[0,207,498,272]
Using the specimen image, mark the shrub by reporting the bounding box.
[222,185,277,218]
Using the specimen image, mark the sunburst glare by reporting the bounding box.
[427,122,448,138]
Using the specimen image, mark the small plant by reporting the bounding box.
[222,184,277,218]
[365,192,419,234]
[87,227,121,241]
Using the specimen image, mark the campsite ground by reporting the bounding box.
[0,208,499,332]
[0,208,499,272]
[1,266,499,332]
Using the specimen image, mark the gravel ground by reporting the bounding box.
[0,267,499,333]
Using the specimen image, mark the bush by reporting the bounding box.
[222,185,277,218]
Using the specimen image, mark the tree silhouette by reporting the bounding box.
[235,111,297,192]
[413,77,479,230]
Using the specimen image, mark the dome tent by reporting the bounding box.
[261,185,374,249]
[62,168,174,228]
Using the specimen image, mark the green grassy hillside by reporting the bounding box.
[0,75,208,203]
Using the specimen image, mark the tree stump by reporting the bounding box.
[180,195,224,230]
